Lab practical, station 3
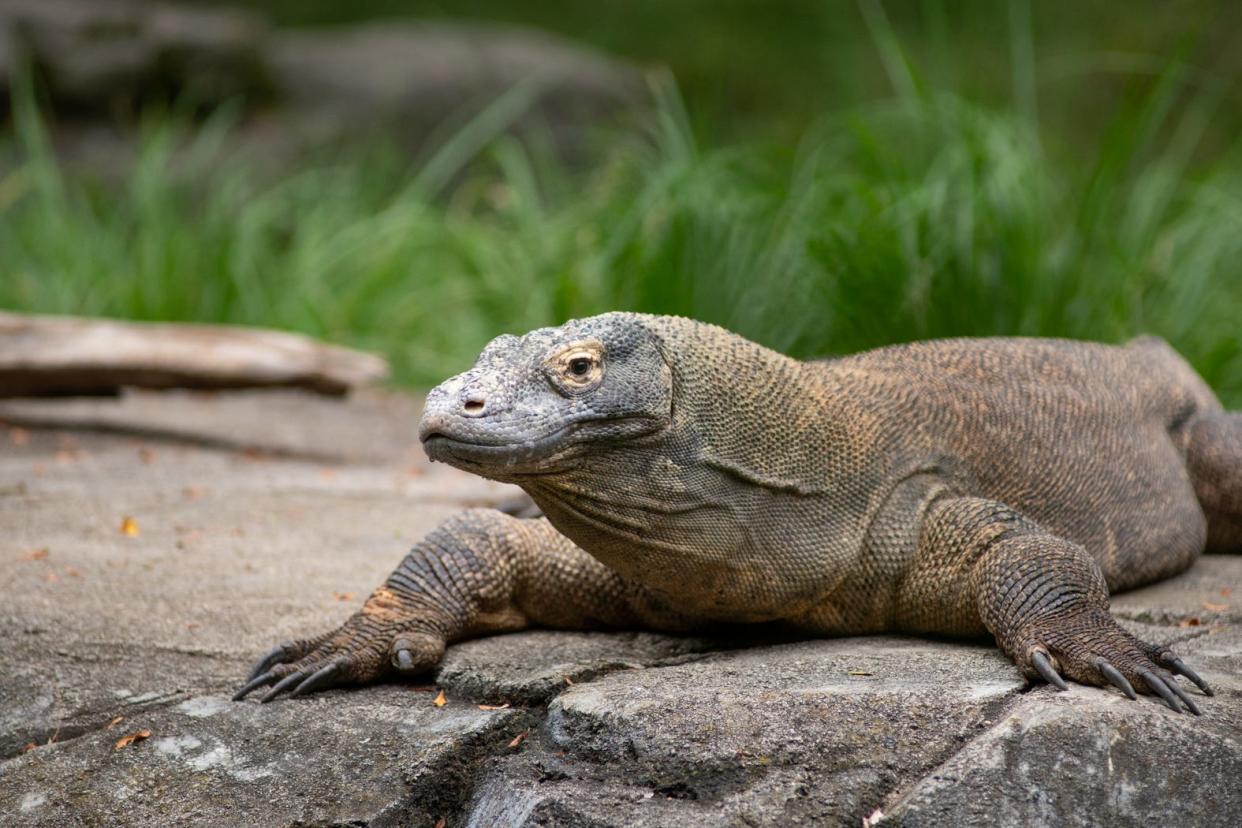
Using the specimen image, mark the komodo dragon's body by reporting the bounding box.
[236,313,1240,712]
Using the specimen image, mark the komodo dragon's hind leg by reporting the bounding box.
[898,496,1214,713]
[1187,411,1242,552]
[234,509,685,702]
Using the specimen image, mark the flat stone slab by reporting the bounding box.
[1,389,1239,826]
[3,688,525,827]
[0,387,425,463]
[885,680,1242,826]
[438,630,720,704]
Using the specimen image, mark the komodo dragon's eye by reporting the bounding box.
[550,343,605,392]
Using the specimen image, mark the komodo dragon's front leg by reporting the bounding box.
[234,509,688,702]
[899,496,1213,713]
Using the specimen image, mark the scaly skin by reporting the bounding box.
[236,314,1234,712]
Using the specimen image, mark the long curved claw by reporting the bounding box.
[246,642,296,683]
[1097,661,1136,700]
[260,669,313,704]
[233,670,279,701]
[1161,654,1213,697]
[290,661,342,698]
[1141,670,1185,714]
[1156,671,1202,716]
[1031,651,1068,691]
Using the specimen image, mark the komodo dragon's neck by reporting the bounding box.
[520,316,886,617]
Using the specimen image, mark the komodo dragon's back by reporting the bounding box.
[821,335,1222,592]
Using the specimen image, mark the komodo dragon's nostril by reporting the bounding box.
[462,392,486,415]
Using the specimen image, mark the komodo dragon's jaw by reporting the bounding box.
[418,312,673,479]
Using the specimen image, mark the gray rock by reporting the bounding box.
[0,386,426,464]
[2,1,646,173]
[457,638,1022,827]
[1111,555,1240,625]
[0,0,268,113]
[437,630,719,704]
[0,685,527,827]
[884,685,1242,826]
[268,22,645,154]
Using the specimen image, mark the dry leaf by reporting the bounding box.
[478,703,511,711]
[106,716,124,730]
[433,689,447,707]
[44,571,59,583]
[847,671,873,676]
[182,486,205,500]
[114,729,151,750]
[9,427,30,445]
[1222,587,1234,598]
[1178,617,1202,628]
[433,819,445,828]
[332,591,355,602]
[563,676,575,686]
[21,742,37,753]
[138,448,155,464]
[185,622,200,630]
[1203,601,1229,612]
[508,730,528,748]
[120,516,139,537]
[64,566,81,577]
[22,547,49,561]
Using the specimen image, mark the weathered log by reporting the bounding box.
[0,312,389,397]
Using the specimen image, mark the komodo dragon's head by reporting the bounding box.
[418,313,675,479]
[419,313,840,606]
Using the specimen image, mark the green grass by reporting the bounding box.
[2,32,1242,403]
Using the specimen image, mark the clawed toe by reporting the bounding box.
[1031,650,1068,691]
[1159,653,1214,697]
[1096,661,1136,700]
[233,658,348,703]
[246,641,296,683]
[1141,669,1201,715]
[291,661,343,697]
[233,669,280,701]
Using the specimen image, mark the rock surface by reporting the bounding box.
[0,388,1238,826]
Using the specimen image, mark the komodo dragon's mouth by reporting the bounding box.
[420,423,578,469]
[421,413,667,473]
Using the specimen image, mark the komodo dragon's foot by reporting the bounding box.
[1009,605,1213,714]
[233,599,447,703]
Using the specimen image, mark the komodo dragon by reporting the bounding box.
[236,313,1238,713]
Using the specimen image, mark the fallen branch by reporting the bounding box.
[0,312,389,397]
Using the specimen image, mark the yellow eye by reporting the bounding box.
[554,344,604,388]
